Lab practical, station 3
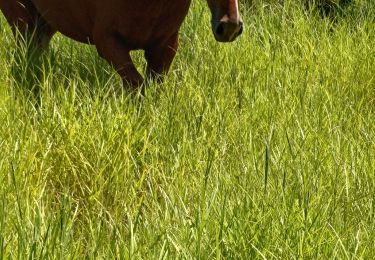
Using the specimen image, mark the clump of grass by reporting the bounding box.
[0,0,374,258]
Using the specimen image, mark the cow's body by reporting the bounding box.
[0,0,242,90]
[31,0,190,46]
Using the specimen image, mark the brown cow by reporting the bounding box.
[0,0,243,90]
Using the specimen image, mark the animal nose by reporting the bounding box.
[214,19,243,42]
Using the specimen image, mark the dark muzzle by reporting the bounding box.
[213,17,243,42]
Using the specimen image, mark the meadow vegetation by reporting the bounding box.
[0,0,374,258]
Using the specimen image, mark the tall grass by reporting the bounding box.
[0,0,374,258]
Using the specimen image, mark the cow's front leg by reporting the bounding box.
[94,32,143,90]
[145,33,179,83]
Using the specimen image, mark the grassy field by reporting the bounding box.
[0,0,374,258]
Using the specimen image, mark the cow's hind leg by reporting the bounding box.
[1,0,56,102]
[0,0,55,52]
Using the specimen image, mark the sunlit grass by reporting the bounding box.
[0,0,374,258]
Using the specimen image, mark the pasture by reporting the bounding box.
[0,0,374,258]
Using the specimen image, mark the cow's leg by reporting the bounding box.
[145,33,179,82]
[1,0,55,103]
[93,32,143,90]
[0,0,37,37]
[0,0,55,51]
[32,17,55,52]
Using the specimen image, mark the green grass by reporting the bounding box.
[0,0,374,258]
